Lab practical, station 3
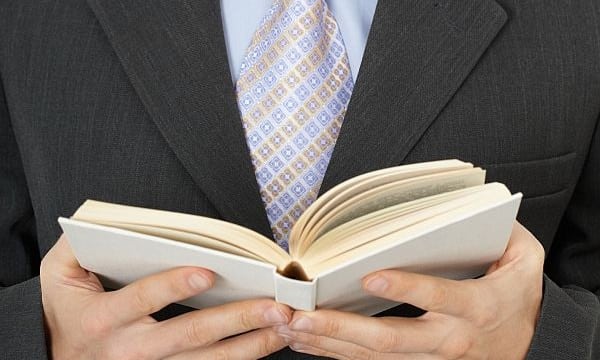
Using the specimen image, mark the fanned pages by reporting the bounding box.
[60,160,522,313]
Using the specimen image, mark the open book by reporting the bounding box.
[59,160,522,315]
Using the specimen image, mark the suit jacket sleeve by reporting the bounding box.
[0,72,49,358]
[527,118,600,359]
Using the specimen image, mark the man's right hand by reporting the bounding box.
[40,235,292,359]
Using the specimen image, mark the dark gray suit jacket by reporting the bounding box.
[0,0,598,358]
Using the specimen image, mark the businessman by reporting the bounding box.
[0,0,598,359]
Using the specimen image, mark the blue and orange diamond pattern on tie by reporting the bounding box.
[236,0,354,250]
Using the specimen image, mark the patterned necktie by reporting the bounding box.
[236,0,354,250]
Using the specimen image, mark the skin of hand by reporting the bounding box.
[275,222,545,360]
[41,235,292,360]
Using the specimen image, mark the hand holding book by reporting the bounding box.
[274,222,544,359]
[59,159,522,314]
[40,236,293,359]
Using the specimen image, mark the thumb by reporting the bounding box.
[41,235,101,288]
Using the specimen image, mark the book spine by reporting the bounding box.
[273,272,317,311]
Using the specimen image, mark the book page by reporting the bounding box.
[72,200,291,270]
[293,168,485,257]
[98,221,267,262]
[301,183,511,278]
[309,168,484,239]
[288,160,472,256]
[299,186,484,263]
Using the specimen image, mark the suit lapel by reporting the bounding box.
[85,0,273,237]
[320,0,508,193]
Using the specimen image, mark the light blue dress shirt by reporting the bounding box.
[220,0,378,83]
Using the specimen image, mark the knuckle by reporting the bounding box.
[39,255,50,277]
[238,306,261,329]
[132,283,157,314]
[39,255,59,286]
[303,333,322,348]
[80,310,112,339]
[361,349,379,360]
[257,339,272,356]
[474,302,500,329]
[532,240,546,265]
[257,332,279,355]
[372,324,400,353]
[353,345,376,360]
[184,319,210,346]
[443,336,474,359]
[467,283,499,329]
[321,318,341,337]
[428,284,449,311]
[234,301,274,330]
[210,348,230,360]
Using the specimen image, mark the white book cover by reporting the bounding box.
[59,194,521,316]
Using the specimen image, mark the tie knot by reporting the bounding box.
[281,0,324,8]
[277,0,325,19]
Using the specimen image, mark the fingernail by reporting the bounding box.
[289,316,312,331]
[364,276,389,293]
[188,273,210,290]
[264,307,288,324]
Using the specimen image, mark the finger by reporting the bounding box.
[45,235,80,267]
[288,341,354,360]
[485,222,545,278]
[362,270,476,317]
[40,235,107,294]
[281,331,435,360]
[41,235,88,277]
[149,299,291,357]
[166,328,287,360]
[103,267,214,325]
[278,310,438,353]
[498,222,545,267]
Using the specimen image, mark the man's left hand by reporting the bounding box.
[276,222,544,359]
